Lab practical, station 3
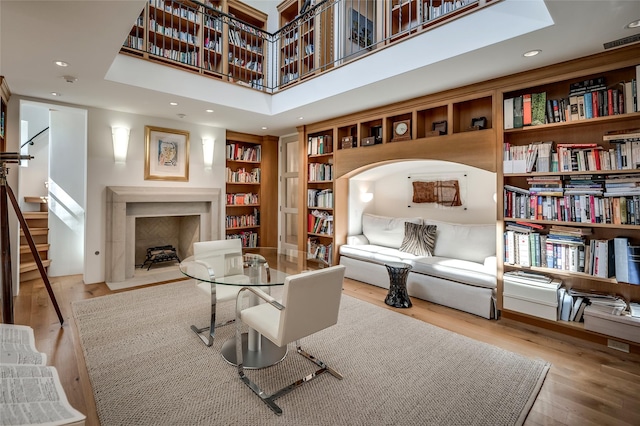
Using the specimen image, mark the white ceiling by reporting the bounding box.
[1,0,638,137]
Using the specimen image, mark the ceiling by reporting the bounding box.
[1,0,639,137]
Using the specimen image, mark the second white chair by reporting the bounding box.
[190,238,248,346]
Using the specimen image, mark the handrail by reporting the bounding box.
[20,127,49,149]
[122,0,487,93]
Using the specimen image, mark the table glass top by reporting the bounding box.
[179,247,328,286]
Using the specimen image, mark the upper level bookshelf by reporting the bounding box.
[0,76,9,152]
[121,0,267,89]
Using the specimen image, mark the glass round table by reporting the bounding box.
[180,247,328,368]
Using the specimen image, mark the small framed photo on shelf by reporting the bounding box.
[432,120,447,135]
[144,126,190,181]
[469,117,487,130]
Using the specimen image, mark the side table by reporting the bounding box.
[384,262,412,308]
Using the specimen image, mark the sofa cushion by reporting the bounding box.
[362,213,423,249]
[339,244,421,264]
[423,219,496,264]
[399,222,437,256]
[408,257,496,289]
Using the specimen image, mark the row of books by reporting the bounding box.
[503,70,639,130]
[424,0,477,21]
[226,143,261,162]
[308,135,333,155]
[226,167,260,183]
[150,0,199,23]
[307,238,333,265]
[504,223,640,283]
[505,190,640,225]
[226,231,258,248]
[558,288,628,322]
[225,208,259,229]
[148,44,200,66]
[556,141,640,172]
[308,162,333,182]
[226,192,258,205]
[307,188,333,208]
[204,37,221,52]
[150,20,198,45]
[308,209,333,235]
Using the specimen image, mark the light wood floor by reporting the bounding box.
[6,275,640,426]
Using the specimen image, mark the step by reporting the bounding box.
[20,269,45,283]
[24,196,48,212]
[22,211,48,220]
[20,243,50,254]
[19,259,51,274]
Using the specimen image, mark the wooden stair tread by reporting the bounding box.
[20,228,49,236]
[20,259,51,273]
[23,211,48,219]
[24,196,48,204]
[20,243,50,254]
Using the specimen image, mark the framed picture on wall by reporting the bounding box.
[144,126,190,181]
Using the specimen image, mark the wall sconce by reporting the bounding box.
[360,192,373,203]
[111,126,130,164]
[202,137,215,169]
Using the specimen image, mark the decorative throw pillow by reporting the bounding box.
[399,222,437,256]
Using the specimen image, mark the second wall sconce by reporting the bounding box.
[202,137,215,169]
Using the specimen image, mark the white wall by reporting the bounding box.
[84,107,227,284]
[48,108,87,277]
[18,103,49,211]
[348,160,497,235]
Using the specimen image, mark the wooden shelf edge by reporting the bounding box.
[503,218,640,229]
[500,309,640,354]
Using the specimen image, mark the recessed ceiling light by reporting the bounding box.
[261,126,268,130]
[205,109,214,113]
[54,60,68,67]
[626,19,640,29]
[523,49,541,57]
[177,113,186,118]
[298,116,304,120]
[170,102,178,106]
[51,92,62,96]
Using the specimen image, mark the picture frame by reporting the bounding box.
[144,126,190,181]
[432,120,447,135]
[470,116,487,130]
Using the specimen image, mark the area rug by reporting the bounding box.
[72,281,549,425]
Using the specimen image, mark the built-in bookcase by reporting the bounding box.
[499,58,640,342]
[304,129,335,265]
[225,131,278,248]
[120,0,266,89]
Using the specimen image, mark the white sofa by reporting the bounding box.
[339,213,497,319]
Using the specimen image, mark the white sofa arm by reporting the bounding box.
[347,235,370,245]
[483,256,497,274]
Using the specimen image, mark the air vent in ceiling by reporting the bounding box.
[603,33,640,49]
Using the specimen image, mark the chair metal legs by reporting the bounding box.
[191,282,234,347]
[236,331,343,415]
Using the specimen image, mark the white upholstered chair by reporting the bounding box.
[234,264,346,415]
[190,239,248,346]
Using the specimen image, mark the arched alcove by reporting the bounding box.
[343,159,497,236]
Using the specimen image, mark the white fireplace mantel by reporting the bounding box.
[105,186,221,283]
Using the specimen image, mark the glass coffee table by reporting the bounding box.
[180,247,327,369]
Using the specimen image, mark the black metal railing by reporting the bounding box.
[121,0,488,93]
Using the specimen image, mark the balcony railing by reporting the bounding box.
[121,0,491,93]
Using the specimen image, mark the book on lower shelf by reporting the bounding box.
[0,324,86,426]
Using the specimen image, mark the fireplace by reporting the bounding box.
[105,186,221,284]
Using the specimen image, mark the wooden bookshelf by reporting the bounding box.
[225,131,278,248]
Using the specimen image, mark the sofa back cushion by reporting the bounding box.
[362,213,423,249]
[424,219,496,263]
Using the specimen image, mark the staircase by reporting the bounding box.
[20,211,50,282]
